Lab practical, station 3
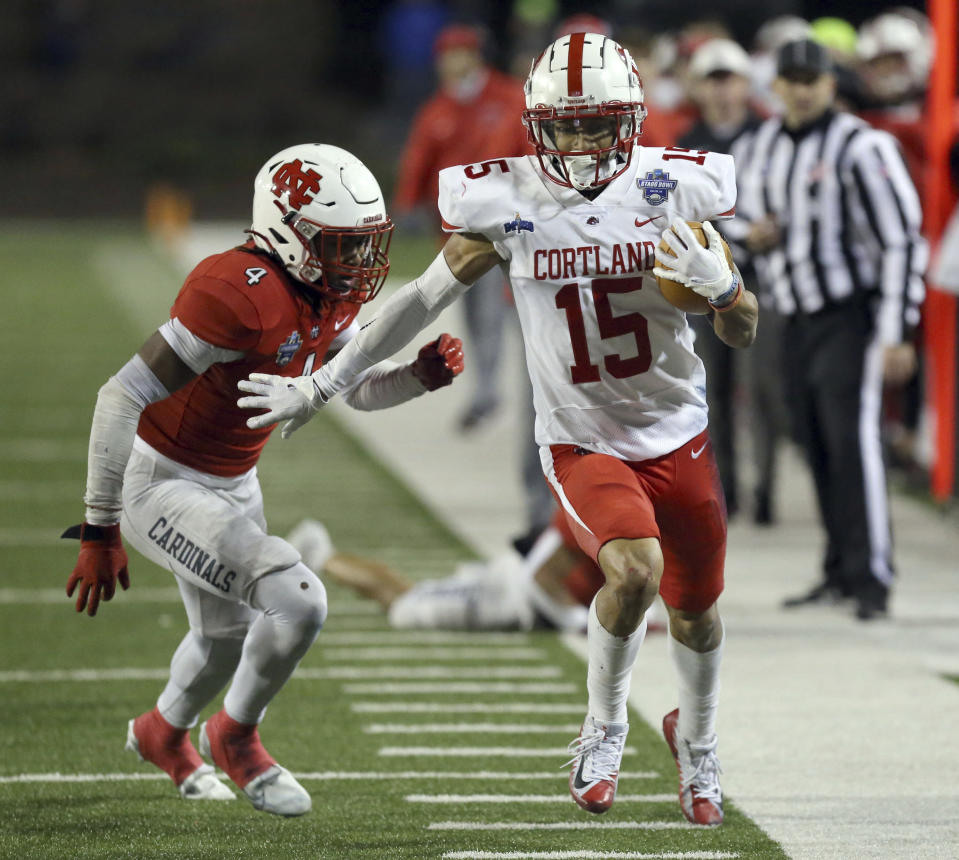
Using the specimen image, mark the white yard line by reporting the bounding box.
[0,588,182,605]
[352,702,587,714]
[322,647,547,661]
[408,793,672,803]
[441,853,738,860]
[364,723,581,734]
[0,770,657,784]
[428,821,697,831]
[321,632,532,645]
[381,747,637,758]
[344,682,577,695]
[0,666,559,683]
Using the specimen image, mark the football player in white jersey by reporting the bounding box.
[238,33,758,825]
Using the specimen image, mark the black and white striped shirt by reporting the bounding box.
[726,109,927,343]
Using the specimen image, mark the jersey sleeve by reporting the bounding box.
[170,275,262,352]
[688,151,737,222]
[437,160,519,260]
[641,148,738,224]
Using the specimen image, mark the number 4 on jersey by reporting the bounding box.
[245,267,268,285]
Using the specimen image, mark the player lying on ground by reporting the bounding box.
[238,35,758,825]
[286,510,667,634]
[62,143,463,816]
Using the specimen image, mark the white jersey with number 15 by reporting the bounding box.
[438,146,737,462]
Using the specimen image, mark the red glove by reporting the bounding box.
[411,333,465,391]
[62,523,130,617]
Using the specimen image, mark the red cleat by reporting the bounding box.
[125,707,234,800]
[565,715,629,814]
[663,708,724,826]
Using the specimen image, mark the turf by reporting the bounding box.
[0,223,787,858]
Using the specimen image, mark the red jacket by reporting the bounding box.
[394,68,530,221]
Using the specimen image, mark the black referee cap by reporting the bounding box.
[776,39,833,77]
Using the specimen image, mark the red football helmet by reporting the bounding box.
[523,33,646,190]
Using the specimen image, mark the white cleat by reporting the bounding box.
[242,765,312,817]
[124,717,234,801]
[286,519,335,573]
[178,764,236,801]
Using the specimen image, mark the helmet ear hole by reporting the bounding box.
[269,228,289,245]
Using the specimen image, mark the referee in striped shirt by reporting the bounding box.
[727,39,927,620]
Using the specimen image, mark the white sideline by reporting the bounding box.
[407,793,674,804]
[0,770,659,784]
[364,723,581,734]
[344,682,577,694]
[442,853,738,860]
[351,702,586,714]
[429,821,698,831]
[380,747,637,758]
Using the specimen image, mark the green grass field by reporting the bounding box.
[0,223,787,859]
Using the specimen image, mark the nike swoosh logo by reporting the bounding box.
[572,755,590,790]
[333,318,351,331]
[691,443,708,459]
[635,215,664,228]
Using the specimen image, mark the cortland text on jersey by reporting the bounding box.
[533,241,656,281]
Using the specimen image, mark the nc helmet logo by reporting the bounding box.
[637,169,678,206]
[276,331,302,367]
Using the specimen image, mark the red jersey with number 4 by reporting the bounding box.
[137,242,359,477]
[437,148,736,462]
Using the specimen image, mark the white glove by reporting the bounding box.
[237,373,326,439]
[653,220,739,307]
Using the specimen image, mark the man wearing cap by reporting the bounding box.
[727,38,926,620]
[393,24,554,548]
[678,39,786,526]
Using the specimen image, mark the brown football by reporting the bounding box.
[655,221,735,315]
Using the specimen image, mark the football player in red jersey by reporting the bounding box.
[62,144,464,815]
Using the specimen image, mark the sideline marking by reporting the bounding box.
[0,770,659,784]
[0,666,559,683]
[442,852,738,859]
[345,682,576,695]
[408,793,673,803]
[352,702,586,714]
[428,821,698,831]
[381,747,637,758]
[323,647,546,662]
[365,723,581,734]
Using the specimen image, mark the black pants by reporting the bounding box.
[782,299,895,596]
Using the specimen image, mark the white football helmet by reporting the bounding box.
[857,12,933,100]
[523,33,646,190]
[250,143,393,303]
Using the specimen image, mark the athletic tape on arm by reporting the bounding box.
[314,252,469,400]
[83,355,169,525]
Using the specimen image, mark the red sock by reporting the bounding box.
[205,710,275,788]
[133,707,204,786]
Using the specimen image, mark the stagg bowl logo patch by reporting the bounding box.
[637,169,678,206]
[276,331,302,366]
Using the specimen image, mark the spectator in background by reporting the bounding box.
[729,39,926,620]
[749,15,811,115]
[856,9,947,481]
[393,22,554,549]
[394,23,526,432]
[679,38,785,524]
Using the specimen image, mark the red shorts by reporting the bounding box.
[551,509,606,608]
[544,428,726,613]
